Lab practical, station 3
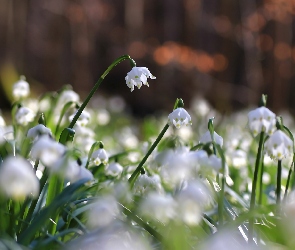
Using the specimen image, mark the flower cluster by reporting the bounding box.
[1,59,295,250]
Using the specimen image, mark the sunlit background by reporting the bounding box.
[1,0,295,116]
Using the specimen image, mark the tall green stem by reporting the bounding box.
[248,132,265,243]
[277,160,282,205]
[128,124,170,188]
[215,144,226,227]
[284,162,294,200]
[67,55,133,130]
[258,161,264,205]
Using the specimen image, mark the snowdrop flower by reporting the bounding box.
[176,180,212,225]
[50,154,80,180]
[199,130,223,147]
[125,67,156,92]
[198,152,229,176]
[12,76,30,100]
[160,151,193,186]
[57,89,80,106]
[264,130,293,160]
[87,195,120,229]
[69,110,90,126]
[73,125,95,152]
[199,229,259,250]
[0,156,39,200]
[27,124,52,140]
[91,148,108,165]
[65,224,152,250]
[168,108,192,129]
[226,149,247,168]
[15,107,35,126]
[139,192,176,223]
[31,135,66,166]
[134,174,162,194]
[106,162,123,177]
[248,106,276,136]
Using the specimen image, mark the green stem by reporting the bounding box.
[277,160,282,205]
[68,55,133,130]
[215,144,226,227]
[54,101,75,136]
[258,161,264,205]
[284,162,293,201]
[19,169,49,235]
[119,203,162,241]
[46,175,64,235]
[128,124,170,188]
[248,132,265,243]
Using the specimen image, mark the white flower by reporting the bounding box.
[160,151,193,186]
[31,135,66,166]
[69,110,90,126]
[27,124,52,140]
[264,130,293,160]
[139,192,176,223]
[168,108,192,129]
[248,106,276,136]
[134,174,162,194]
[57,89,80,106]
[125,67,156,92]
[87,195,120,229]
[106,162,123,177]
[0,156,39,200]
[55,89,80,114]
[91,148,108,165]
[73,125,95,152]
[176,180,212,225]
[50,154,80,180]
[199,130,223,146]
[15,107,35,126]
[13,77,30,100]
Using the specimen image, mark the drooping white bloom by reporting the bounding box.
[31,135,66,166]
[73,166,94,183]
[50,154,80,180]
[264,130,293,160]
[139,192,176,223]
[69,110,90,127]
[176,180,212,225]
[125,67,156,92]
[199,130,223,147]
[248,106,276,136]
[105,162,123,177]
[65,224,152,250]
[15,107,35,126]
[57,89,80,107]
[73,125,95,152]
[0,156,39,200]
[87,195,120,229]
[27,124,52,140]
[160,150,193,186]
[12,77,30,100]
[168,108,192,129]
[134,174,162,194]
[91,148,108,166]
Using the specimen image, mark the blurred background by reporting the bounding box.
[0,0,295,116]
